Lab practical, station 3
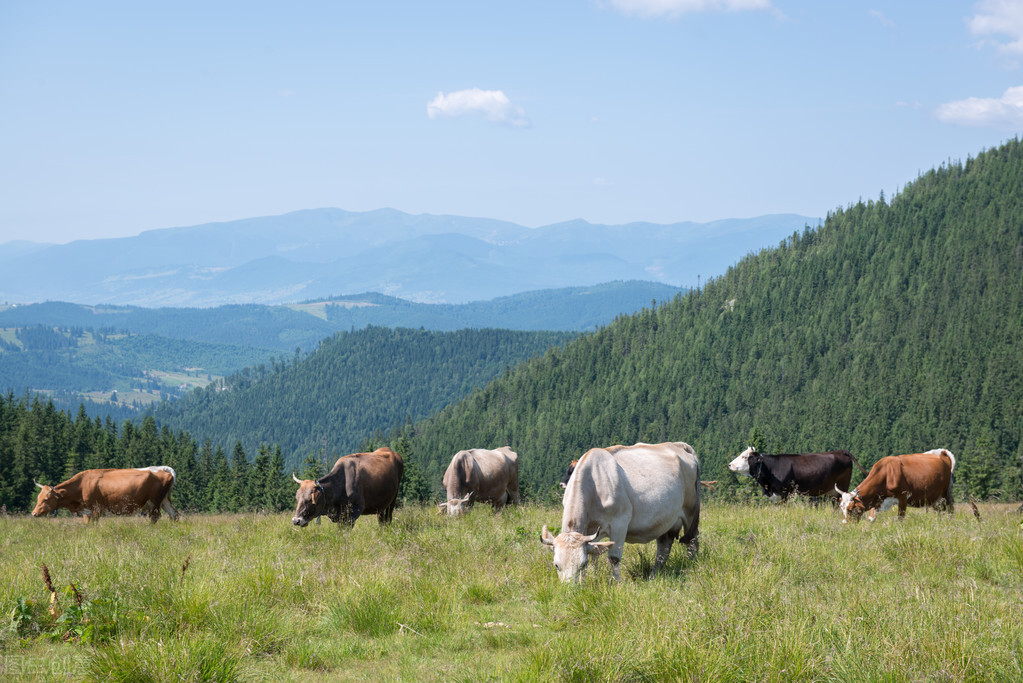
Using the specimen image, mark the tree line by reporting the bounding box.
[0,392,431,514]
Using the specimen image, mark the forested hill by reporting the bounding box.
[404,140,1023,501]
[148,326,575,468]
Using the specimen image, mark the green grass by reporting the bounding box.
[1,502,1021,681]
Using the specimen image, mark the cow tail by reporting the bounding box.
[848,452,869,478]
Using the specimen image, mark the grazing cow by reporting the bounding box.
[292,447,403,528]
[439,447,520,515]
[541,442,700,583]
[561,454,715,492]
[32,467,178,524]
[836,448,956,523]
[728,447,867,502]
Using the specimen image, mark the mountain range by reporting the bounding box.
[0,209,816,307]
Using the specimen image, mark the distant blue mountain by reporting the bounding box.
[0,208,817,306]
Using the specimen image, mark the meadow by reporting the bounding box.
[1,501,1021,682]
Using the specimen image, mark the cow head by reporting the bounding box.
[540,525,613,584]
[31,479,61,517]
[727,446,759,476]
[558,460,579,489]
[292,472,326,527]
[437,491,473,516]
[835,485,866,523]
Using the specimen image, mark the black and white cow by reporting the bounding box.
[728,447,867,502]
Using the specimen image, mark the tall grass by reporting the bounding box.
[1,501,1021,681]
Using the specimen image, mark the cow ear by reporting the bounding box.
[437,503,447,514]
[586,540,614,556]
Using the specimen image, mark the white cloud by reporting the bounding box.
[606,0,774,18]
[426,89,530,128]
[968,0,1023,55]
[868,9,895,28]
[935,85,1023,127]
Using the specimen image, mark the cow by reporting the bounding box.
[439,447,520,515]
[561,455,715,492]
[727,446,868,502]
[541,442,700,583]
[32,467,178,524]
[835,448,956,523]
[292,447,403,528]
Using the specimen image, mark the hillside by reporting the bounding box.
[147,326,576,467]
[0,281,682,351]
[403,141,1023,501]
[0,325,273,414]
[0,210,813,306]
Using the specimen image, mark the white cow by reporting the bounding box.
[438,447,520,516]
[541,442,701,583]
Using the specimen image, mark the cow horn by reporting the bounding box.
[292,472,302,484]
[583,527,601,542]
[834,484,846,495]
[34,479,45,489]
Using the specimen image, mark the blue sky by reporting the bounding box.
[2,0,1022,244]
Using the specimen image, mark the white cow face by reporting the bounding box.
[835,486,866,523]
[437,492,473,516]
[727,446,756,476]
[540,526,613,583]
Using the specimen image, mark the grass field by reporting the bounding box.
[1,501,1021,682]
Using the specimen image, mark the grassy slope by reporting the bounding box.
[1,503,1021,681]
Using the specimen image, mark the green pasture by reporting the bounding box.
[1,502,1021,681]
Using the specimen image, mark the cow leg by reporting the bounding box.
[898,498,908,519]
[680,506,700,557]
[652,532,677,578]
[343,505,361,529]
[607,554,622,581]
[160,497,179,521]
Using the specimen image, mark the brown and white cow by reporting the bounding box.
[541,442,701,583]
[439,447,520,515]
[836,448,956,523]
[292,447,403,528]
[32,467,178,524]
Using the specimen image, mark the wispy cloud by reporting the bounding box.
[605,0,774,19]
[968,0,1023,55]
[427,89,530,128]
[935,85,1023,127]
[868,9,895,28]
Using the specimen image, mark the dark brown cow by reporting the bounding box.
[32,467,178,524]
[836,448,956,523]
[292,447,403,528]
